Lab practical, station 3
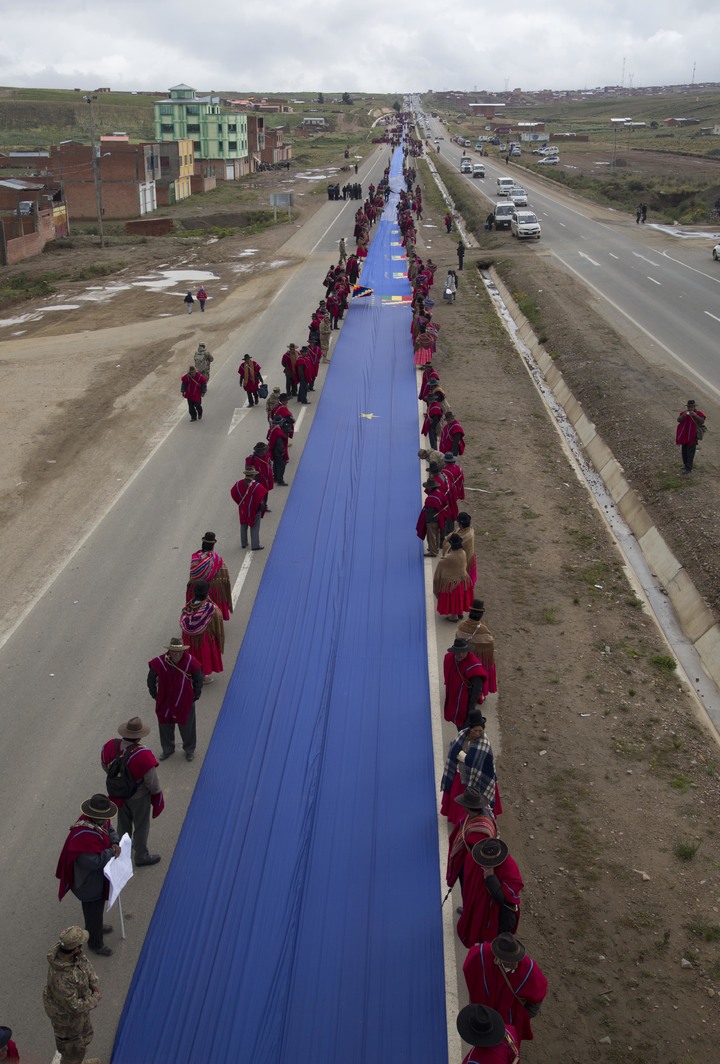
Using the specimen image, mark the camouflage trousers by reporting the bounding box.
[51,1014,93,1063]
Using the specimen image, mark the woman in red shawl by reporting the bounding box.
[238,354,263,406]
[179,579,224,681]
[186,532,233,620]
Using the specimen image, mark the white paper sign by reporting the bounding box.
[104,833,134,909]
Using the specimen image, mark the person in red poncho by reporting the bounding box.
[0,1027,18,1061]
[55,794,120,956]
[676,398,706,474]
[101,716,164,868]
[230,467,268,550]
[148,636,204,763]
[440,410,465,455]
[245,441,274,499]
[267,415,290,486]
[464,933,547,1045]
[443,638,488,728]
[186,532,233,621]
[180,366,207,422]
[239,354,264,406]
[457,837,523,949]
[456,1004,521,1064]
[180,579,225,680]
[446,786,497,896]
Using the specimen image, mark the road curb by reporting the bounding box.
[490,267,720,692]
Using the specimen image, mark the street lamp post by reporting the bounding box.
[82,94,105,248]
[611,124,618,169]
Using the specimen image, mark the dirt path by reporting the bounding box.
[2,157,720,1062]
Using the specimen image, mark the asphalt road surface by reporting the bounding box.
[0,147,391,1064]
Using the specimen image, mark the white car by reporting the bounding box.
[713,244,720,260]
[537,155,559,166]
[510,187,528,206]
[511,210,542,240]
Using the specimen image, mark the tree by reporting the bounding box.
[392,100,401,112]
[342,92,352,105]
[317,92,324,104]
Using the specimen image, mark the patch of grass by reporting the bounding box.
[674,840,699,860]
[567,528,594,548]
[625,595,645,610]
[657,471,689,491]
[615,738,645,759]
[686,919,720,941]
[521,508,541,519]
[670,775,693,794]
[650,654,676,672]
[542,607,559,624]
[513,289,543,330]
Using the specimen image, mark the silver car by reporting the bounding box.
[511,210,542,240]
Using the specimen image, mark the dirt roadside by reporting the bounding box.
[417,204,720,1059]
[2,155,720,1063]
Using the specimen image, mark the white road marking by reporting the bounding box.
[609,253,620,260]
[705,311,720,323]
[231,551,254,608]
[294,406,307,432]
[659,248,720,285]
[558,221,566,227]
[633,251,658,266]
[228,407,249,434]
[648,277,661,286]
[579,251,601,266]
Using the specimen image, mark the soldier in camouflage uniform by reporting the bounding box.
[193,343,214,380]
[42,927,101,1064]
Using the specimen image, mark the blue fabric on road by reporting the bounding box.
[112,151,448,1064]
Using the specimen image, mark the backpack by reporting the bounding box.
[105,740,139,799]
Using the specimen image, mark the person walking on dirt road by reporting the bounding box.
[676,399,706,474]
[183,291,194,315]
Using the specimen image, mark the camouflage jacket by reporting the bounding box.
[42,944,100,1023]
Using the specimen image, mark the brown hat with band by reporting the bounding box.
[491,933,526,966]
[81,794,118,820]
[472,837,509,868]
[118,716,151,740]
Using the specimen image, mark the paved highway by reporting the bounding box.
[0,147,391,1063]
[426,115,720,400]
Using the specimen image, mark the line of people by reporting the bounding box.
[396,140,548,1063]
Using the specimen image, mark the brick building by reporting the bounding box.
[50,141,161,219]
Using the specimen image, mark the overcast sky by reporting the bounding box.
[1,1,717,94]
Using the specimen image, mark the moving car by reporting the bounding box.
[537,155,559,166]
[713,244,720,260]
[496,176,515,196]
[493,202,515,230]
[509,187,528,206]
[460,158,472,174]
[511,210,542,240]
[472,163,486,179]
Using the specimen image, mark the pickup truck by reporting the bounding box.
[460,159,472,174]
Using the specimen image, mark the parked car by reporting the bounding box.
[531,147,548,155]
[510,187,528,206]
[493,202,515,231]
[511,210,542,240]
[713,244,720,260]
[537,155,559,166]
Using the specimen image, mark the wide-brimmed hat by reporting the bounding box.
[166,636,189,652]
[244,467,257,477]
[202,531,217,543]
[254,442,268,452]
[272,414,284,424]
[58,926,89,951]
[472,837,509,868]
[118,716,151,740]
[0,1027,13,1049]
[443,452,456,464]
[197,343,206,350]
[447,638,469,654]
[81,794,118,820]
[456,1005,506,1048]
[491,933,526,966]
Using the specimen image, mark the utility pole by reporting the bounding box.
[82,94,105,248]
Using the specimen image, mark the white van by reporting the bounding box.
[493,202,515,230]
[496,176,514,196]
[472,163,485,179]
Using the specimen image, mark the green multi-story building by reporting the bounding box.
[154,84,249,173]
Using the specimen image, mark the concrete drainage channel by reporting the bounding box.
[483,267,720,738]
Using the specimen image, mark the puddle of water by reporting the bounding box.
[36,305,80,312]
[236,249,259,258]
[0,313,43,328]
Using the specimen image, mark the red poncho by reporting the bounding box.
[56,820,112,901]
[464,943,548,1044]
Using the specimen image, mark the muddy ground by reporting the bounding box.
[2,156,720,1063]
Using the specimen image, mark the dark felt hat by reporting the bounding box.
[491,933,526,966]
[0,1028,13,1050]
[456,1005,506,1048]
[272,414,284,424]
[447,638,469,653]
[203,531,217,543]
[472,837,509,868]
[81,794,118,820]
[443,452,456,463]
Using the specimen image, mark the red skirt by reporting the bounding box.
[436,585,466,617]
[440,775,503,824]
[188,633,223,677]
[414,344,433,367]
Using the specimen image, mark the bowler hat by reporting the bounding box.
[456,1005,506,1049]
[58,926,89,951]
[443,452,456,463]
[118,716,151,740]
[202,531,217,543]
[472,837,509,868]
[81,794,118,820]
[491,933,526,966]
[244,467,257,477]
[447,638,469,654]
